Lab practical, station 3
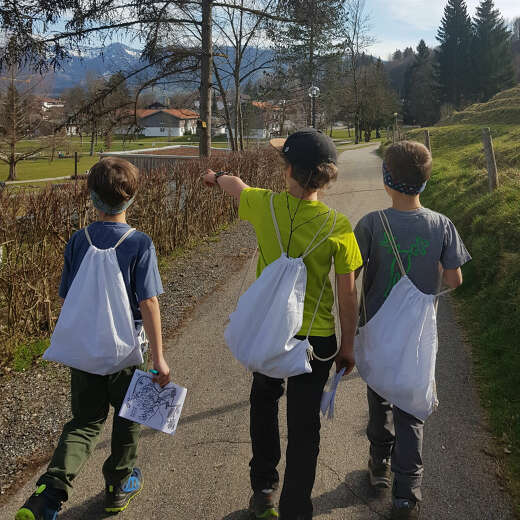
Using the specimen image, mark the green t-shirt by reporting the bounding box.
[239,188,363,337]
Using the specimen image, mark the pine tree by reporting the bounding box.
[393,49,403,62]
[268,0,347,86]
[403,40,441,126]
[436,0,473,109]
[472,0,515,101]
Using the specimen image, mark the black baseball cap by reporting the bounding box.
[270,128,337,167]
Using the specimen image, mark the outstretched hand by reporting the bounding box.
[203,169,218,187]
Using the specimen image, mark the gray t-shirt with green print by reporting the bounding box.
[354,208,471,323]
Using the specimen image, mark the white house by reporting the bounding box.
[40,97,64,112]
[136,108,199,137]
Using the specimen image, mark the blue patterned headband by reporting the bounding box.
[90,190,135,215]
[383,163,427,195]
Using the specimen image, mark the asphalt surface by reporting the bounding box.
[2,144,514,519]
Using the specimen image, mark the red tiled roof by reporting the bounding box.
[38,97,62,104]
[252,101,281,111]
[135,109,159,118]
[163,108,199,119]
[135,108,199,120]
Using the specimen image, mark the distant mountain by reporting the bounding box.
[50,43,144,94]
[46,42,274,96]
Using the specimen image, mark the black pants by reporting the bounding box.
[249,335,336,519]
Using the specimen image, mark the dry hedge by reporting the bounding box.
[0,148,285,364]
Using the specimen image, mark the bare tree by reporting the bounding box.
[0,0,293,156]
[341,0,374,143]
[212,0,275,150]
[0,69,63,180]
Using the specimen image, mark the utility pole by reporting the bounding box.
[199,0,213,157]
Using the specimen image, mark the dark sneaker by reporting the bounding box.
[368,457,391,488]
[249,490,279,519]
[105,468,143,514]
[391,499,420,520]
[15,484,62,520]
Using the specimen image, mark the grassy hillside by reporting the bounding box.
[402,86,520,513]
[442,85,520,125]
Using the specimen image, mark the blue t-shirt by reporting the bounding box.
[59,221,164,321]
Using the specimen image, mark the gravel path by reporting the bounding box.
[0,220,256,503]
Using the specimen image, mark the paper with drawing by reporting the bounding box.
[119,370,187,435]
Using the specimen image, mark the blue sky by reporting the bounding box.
[367,0,520,59]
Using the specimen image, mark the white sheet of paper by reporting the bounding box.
[119,369,187,435]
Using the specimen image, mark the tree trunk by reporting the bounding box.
[213,63,235,151]
[7,159,16,181]
[90,130,95,156]
[239,102,244,151]
[199,0,213,158]
[234,77,240,152]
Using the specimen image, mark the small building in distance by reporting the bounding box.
[39,97,64,112]
[136,108,199,137]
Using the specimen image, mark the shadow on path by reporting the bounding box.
[313,470,391,519]
[59,491,112,520]
[94,399,250,450]
[221,509,250,520]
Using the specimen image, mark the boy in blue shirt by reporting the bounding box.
[354,141,471,520]
[16,157,170,520]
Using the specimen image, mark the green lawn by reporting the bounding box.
[331,128,386,141]
[1,156,99,182]
[2,140,231,182]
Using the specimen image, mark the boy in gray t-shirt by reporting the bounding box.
[354,141,471,520]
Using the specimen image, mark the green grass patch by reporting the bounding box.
[1,156,99,182]
[13,338,50,371]
[441,85,520,126]
[395,97,520,513]
[1,141,232,182]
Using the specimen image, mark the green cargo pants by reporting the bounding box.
[37,361,145,500]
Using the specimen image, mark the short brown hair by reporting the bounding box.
[288,161,338,192]
[87,157,139,207]
[384,141,432,185]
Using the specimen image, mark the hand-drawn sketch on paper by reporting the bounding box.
[119,369,187,435]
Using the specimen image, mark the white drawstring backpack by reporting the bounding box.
[43,226,146,375]
[224,193,339,379]
[354,211,452,421]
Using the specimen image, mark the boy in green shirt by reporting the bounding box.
[203,128,362,520]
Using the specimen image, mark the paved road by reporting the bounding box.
[2,145,514,519]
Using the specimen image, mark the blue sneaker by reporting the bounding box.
[15,484,62,520]
[105,468,143,513]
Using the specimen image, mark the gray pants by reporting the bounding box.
[366,386,424,503]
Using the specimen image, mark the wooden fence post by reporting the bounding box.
[424,130,431,153]
[482,127,499,191]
